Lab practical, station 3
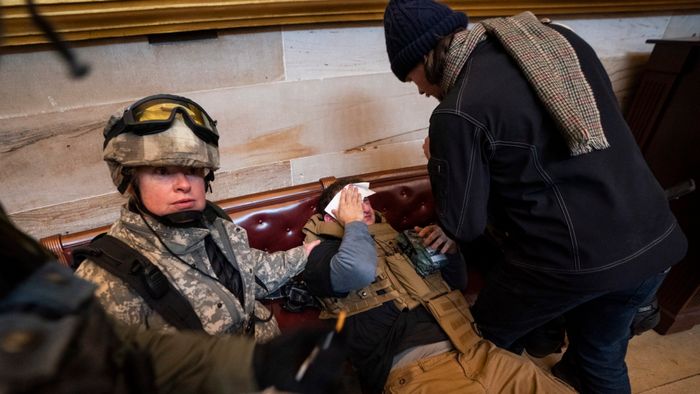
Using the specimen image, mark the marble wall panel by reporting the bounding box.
[0,72,434,217]
[283,23,389,81]
[663,13,700,38]
[207,161,292,203]
[10,162,292,239]
[279,14,687,84]
[291,140,427,185]
[0,102,123,213]
[5,11,698,240]
[187,73,436,171]
[10,193,128,241]
[551,14,671,58]
[0,29,284,118]
[600,55,650,112]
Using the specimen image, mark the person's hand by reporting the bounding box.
[331,186,364,225]
[415,225,457,254]
[303,240,321,257]
[253,327,347,394]
[422,136,431,160]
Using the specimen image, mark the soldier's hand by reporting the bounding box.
[253,326,347,394]
[332,186,364,225]
[416,225,457,254]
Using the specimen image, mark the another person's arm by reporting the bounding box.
[118,322,258,394]
[428,112,491,243]
[303,187,376,296]
[416,224,467,291]
[328,187,376,292]
[118,322,345,394]
[224,223,318,298]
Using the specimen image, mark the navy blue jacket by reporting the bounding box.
[428,24,687,291]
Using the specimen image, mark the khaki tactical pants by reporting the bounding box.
[383,340,575,394]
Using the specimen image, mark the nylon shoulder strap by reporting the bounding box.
[73,234,204,331]
[205,200,232,222]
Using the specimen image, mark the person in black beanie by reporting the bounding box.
[383,1,687,393]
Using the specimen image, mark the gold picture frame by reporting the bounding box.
[2,0,699,47]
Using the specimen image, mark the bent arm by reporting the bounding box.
[117,323,258,394]
[250,245,307,298]
[329,221,377,293]
[429,111,490,243]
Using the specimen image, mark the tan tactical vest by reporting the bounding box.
[303,214,481,353]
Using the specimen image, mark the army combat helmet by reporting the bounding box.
[103,94,220,194]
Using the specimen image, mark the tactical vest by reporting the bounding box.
[73,201,271,336]
[304,215,481,353]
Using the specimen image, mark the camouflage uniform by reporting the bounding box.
[76,205,307,342]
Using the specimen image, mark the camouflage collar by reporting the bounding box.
[118,205,210,254]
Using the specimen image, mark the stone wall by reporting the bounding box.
[1,12,698,239]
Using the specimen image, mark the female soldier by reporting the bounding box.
[76,94,318,342]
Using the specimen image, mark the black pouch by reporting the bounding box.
[396,229,448,277]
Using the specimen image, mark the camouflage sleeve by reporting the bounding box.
[75,259,154,330]
[250,246,307,298]
[116,323,258,394]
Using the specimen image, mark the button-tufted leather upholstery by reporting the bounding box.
[371,177,436,231]
[39,166,470,331]
[41,166,437,264]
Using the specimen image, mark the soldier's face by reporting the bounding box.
[135,166,207,216]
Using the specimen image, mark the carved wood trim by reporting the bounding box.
[3,1,699,48]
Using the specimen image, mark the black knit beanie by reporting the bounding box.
[384,0,468,82]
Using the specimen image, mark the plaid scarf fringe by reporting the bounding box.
[441,12,610,156]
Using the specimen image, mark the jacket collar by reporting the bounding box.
[119,205,210,254]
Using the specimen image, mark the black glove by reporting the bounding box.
[253,326,347,393]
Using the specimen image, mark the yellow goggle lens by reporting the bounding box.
[134,102,207,127]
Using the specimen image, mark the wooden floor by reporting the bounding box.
[530,324,700,393]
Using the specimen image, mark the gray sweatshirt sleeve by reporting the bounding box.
[329,221,377,293]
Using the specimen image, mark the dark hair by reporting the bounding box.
[424,29,462,85]
[316,177,363,216]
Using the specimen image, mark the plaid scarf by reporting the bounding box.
[441,12,609,156]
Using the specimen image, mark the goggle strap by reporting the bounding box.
[103,107,218,148]
[117,167,131,194]
[103,117,128,149]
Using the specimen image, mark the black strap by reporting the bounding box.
[205,200,232,222]
[205,201,269,294]
[74,234,204,331]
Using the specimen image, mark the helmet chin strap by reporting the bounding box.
[205,169,215,193]
[158,210,205,228]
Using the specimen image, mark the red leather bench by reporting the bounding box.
[40,165,480,331]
